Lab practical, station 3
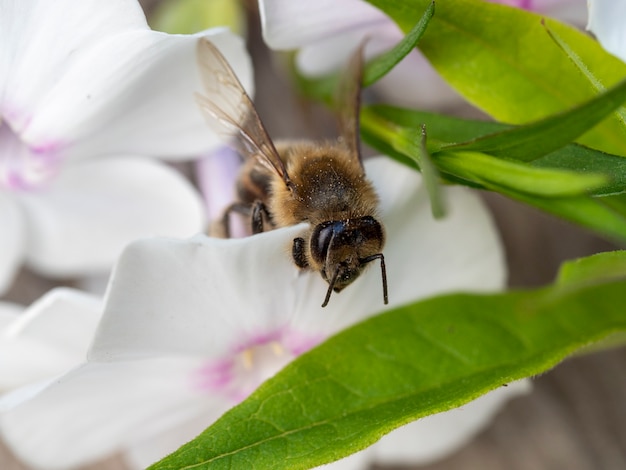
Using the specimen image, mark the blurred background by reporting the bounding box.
[2,0,625,468]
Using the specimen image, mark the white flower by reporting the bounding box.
[259,0,587,109]
[587,0,626,62]
[0,288,102,410]
[0,157,529,470]
[0,0,253,294]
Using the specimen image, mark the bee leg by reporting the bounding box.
[251,201,271,234]
[292,237,309,269]
[221,202,252,238]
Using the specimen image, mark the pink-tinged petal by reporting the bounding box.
[18,157,206,277]
[489,0,587,25]
[23,29,252,161]
[0,358,222,470]
[290,157,506,335]
[196,146,248,238]
[0,0,147,126]
[491,0,586,15]
[197,146,241,221]
[0,288,101,391]
[587,0,626,63]
[0,193,25,295]
[259,0,387,49]
[89,225,305,362]
[372,380,532,465]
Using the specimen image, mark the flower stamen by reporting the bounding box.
[241,349,253,370]
[193,332,321,402]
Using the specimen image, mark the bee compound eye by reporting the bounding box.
[310,221,343,264]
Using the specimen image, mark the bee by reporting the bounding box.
[195,38,387,308]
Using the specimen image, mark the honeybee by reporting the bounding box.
[195,38,387,308]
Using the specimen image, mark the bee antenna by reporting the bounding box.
[360,253,388,305]
[322,268,342,308]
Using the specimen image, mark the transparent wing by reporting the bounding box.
[195,38,292,187]
[336,42,366,171]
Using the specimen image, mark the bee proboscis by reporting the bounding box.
[195,38,387,308]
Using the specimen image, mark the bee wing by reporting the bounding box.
[195,38,292,187]
[336,42,366,171]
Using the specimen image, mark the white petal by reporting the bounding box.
[3,288,101,350]
[290,156,506,335]
[373,52,464,109]
[0,193,25,295]
[0,302,23,329]
[74,272,111,297]
[0,377,56,412]
[0,358,222,470]
[2,1,252,160]
[259,0,387,49]
[295,28,399,77]
[123,411,227,469]
[314,447,375,470]
[0,0,147,129]
[285,12,403,77]
[0,288,102,391]
[89,225,305,362]
[18,157,206,276]
[24,29,252,161]
[91,157,504,360]
[372,380,532,465]
[587,0,626,62]
[0,338,70,392]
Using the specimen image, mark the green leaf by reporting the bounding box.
[361,105,626,197]
[396,125,446,218]
[151,265,626,470]
[362,104,508,145]
[556,252,626,353]
[490,188,626,244]
[556,250,626,286]
[543,21,626,128]
[363,0,434,86]
[365,0,626,155]
[149,0,244,34]
[293,2,434,103]
[444,77,626,162]
[360,104,626,241]
[434,150,608,198]
[598,193,626,216]
[532,146,626,196]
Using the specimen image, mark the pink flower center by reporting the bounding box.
[488,0,534,10]
[192,329,324,403]
[0,119,62,191]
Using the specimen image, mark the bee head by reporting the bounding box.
[309,216,387,307]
